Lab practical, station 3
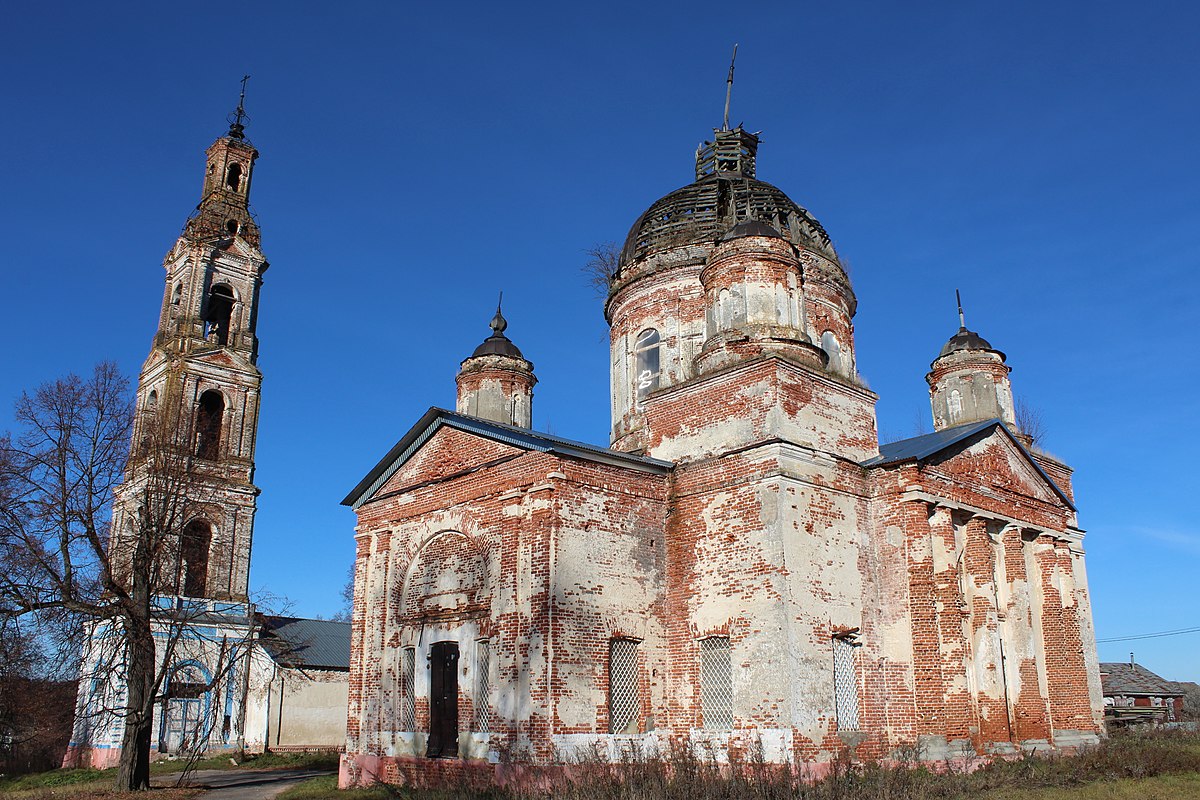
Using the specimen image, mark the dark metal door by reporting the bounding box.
[427,641,459,758]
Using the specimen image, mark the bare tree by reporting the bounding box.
[335,564,354,622]
[0,619,78,775]
[0,364,258,790]
[1014,395,1047,448]
[582,242,621,298]
[1181,682,1200,721]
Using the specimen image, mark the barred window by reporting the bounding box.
[399,647,416,731]
[833,636,861,730]
[608,639,640,734]
[474,639,491,732]
[700,636,732,730]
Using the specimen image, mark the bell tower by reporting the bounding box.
[116,88,269,603]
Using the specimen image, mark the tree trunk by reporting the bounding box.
[115,603,155,789]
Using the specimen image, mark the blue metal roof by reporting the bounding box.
[260,615,351,670]
[861,418,1074,511]
[863,419,1000,467]
[343,408,673,509]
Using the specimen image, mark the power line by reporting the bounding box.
[1096,626,1200,643]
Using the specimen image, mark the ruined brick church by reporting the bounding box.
[340,122,1105,785]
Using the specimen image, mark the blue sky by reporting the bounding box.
[2,2,1197,681]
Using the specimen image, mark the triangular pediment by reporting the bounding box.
[921,425,1067,507]
[865,419,1072,509]
[375,424,524,497]
[344,408,671,509]
[223,235,266,263]
[166,235,266,267]
[192,346,256,373]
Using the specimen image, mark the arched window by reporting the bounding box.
[225,162,242,191]
[821,331,844,375]
[203,284,235,345]
[179,520,211,596]
[195,390,224,459]
[146,390,158,412]
[170,283,182,308]
[634,328,661,408]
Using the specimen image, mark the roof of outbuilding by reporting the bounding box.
[343,408,674,509]
[861,418,1075,511]
[259,615,351,671]
[1099,662,1185,697]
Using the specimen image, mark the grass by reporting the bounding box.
[274,729,1200,800]
[0,750,339,799]
[985,772,1200,799]
[277,774,394,800]
[8,733,1200,800]
[147,749,340,774]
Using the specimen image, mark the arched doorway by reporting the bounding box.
[159,663,209,754]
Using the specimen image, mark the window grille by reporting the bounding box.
[700,637,733,730]
[608,639,640,734]
[474,639,491,732]
[832,636,861,730]
[399,647,416,731]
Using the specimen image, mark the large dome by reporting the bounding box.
[619,174,838,267]
[617,127,839,270]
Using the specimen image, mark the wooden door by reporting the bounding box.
[427,641,459,758]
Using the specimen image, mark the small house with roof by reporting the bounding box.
[242,616,352,753]
[1100,659,1186,725]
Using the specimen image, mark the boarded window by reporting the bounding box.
[474,639,491,732]
[833,636,861,730]
[399,647,416,731]
[700,637,732,730]
[608,639,640,734]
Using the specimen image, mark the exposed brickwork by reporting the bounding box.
[342,127,1102,788]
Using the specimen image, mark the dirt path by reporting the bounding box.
[152,769,332,800]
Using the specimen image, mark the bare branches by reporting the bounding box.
[0,362,260,789]
[0,364,131,628]
[582,242,621,298]
[1014,396,1047,448]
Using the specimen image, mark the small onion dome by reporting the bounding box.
[721,218,783,241]
[471,306,525,359]
[939,326,1005,360]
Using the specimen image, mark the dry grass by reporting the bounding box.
[0,786,200,800]
[279,729,1200,800]
[0,751,339,799]
[984,772,1200,799]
